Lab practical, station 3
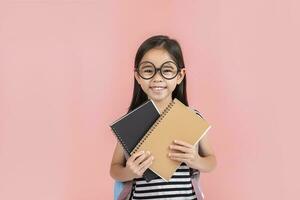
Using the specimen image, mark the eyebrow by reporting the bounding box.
[141,65,174,69]
[142,60,175,65]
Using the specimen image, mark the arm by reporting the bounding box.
[195,133,217,172]
[110,141,137,182]
[189,109,217,172]
[110,141,153,182]
[169,133,217,173]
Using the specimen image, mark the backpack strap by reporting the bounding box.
[117,181,133,200]
[116,149,133,200]
[190,107,205,199]
[191,172,205,200]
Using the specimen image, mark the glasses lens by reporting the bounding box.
[138,62,155,79]
[161,62,178,79]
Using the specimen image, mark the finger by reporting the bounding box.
[169,156,188,163]
[138,155,154,170]
[138,158,154,174]
[134,151,150,165]
[169,152,194,160]
[173,140,194,148]
[134,153,146,165]
[129,150,145,162]
[169,144,193,154]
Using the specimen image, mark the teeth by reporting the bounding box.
[151,86,166,91]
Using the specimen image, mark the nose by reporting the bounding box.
[152,69,164,82]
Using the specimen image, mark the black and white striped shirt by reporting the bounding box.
[129,163,197,200]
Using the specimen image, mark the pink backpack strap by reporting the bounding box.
[117,181,133,200]
[191,175,204,200]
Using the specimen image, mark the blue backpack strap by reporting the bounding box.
[114,149,133,200]
[114,181,124,200]
[115,181,133,200]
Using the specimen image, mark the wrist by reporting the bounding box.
[193,154,203,171]
[124,165,140,179]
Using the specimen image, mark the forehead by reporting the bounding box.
[140,48,175,65]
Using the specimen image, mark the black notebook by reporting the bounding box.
[110,99,160,182]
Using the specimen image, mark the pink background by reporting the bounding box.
[0,0,299,199]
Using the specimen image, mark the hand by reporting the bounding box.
[126,150,154,179]
[168,140,201,169]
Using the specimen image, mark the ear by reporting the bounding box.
[176,68,186,85]
[134,71,141,85]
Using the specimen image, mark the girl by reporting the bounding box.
[110,35,217,200]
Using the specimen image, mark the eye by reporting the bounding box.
[162,68,175,73]
[144,69,153,73]
[141,67,154,73]
[163,69,172,72]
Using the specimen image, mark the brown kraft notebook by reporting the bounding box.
[131,98,212,181]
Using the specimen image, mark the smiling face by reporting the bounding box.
[134,47,186,104]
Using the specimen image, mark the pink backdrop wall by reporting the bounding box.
[0,0,299,199]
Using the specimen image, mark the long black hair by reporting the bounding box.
[128,35,189,113]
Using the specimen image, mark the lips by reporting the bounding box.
[150,86,167,88]
[150,86,167,92]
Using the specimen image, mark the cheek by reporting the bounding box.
[167,81,178,91]
[139,81,150,91]
[141,85,148,93]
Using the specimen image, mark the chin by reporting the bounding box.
[146,88,172,101]
[148,94,170,102]
[151,97,164,102]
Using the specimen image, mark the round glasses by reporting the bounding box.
[135,61,179,80]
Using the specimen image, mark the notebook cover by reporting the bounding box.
[131,98,212,182]
[110,99,160,182]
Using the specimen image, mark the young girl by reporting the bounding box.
[110,35,217,200]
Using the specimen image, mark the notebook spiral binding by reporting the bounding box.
[111,126,131,155]
[132,100,176,154]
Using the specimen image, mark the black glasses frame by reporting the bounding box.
[134,60,180,80]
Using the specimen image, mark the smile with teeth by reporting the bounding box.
[150,86,167,91]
